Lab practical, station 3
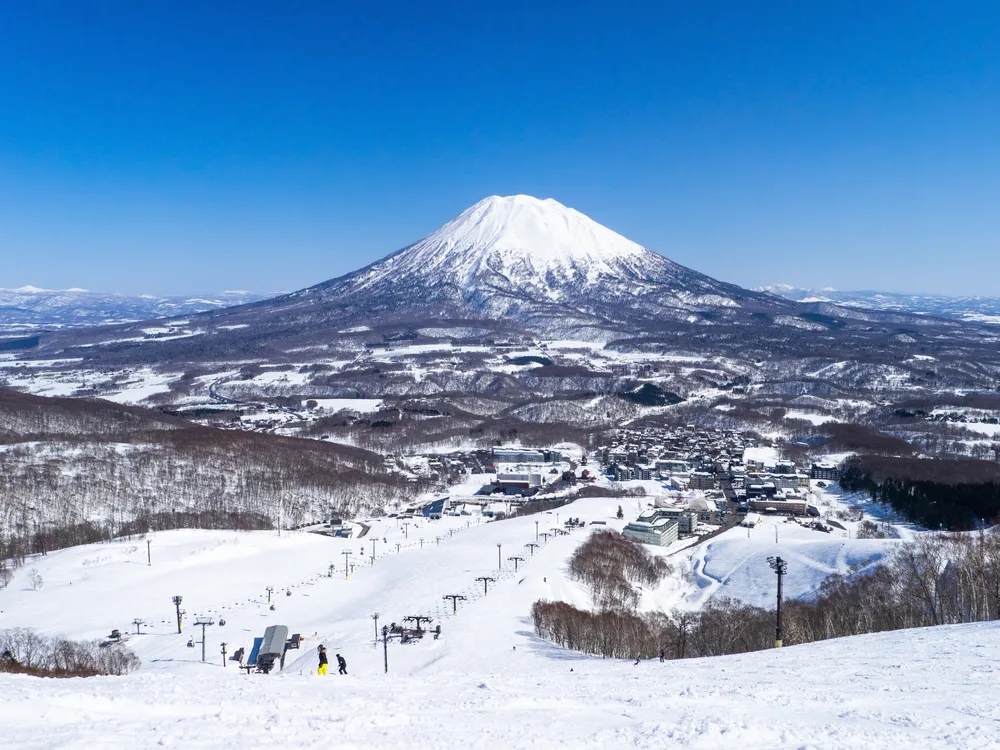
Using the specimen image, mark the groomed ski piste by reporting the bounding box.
[2,496,999,749]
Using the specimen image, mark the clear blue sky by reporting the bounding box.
[1,1,998,296]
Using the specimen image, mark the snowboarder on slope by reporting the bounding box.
[337,653,347,675]
[317,645,328,675]
[659,649,665,663]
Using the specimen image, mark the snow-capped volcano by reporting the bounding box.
[357,195,649,295]
[296,194,785,328]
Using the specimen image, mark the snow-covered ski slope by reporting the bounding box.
[2,497,999,748]
[687,520,893,609]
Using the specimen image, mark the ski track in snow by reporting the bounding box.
[0,496,996,748]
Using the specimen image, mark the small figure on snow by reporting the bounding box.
[317,645,328,675]
[336,653,347,675]
[659,649,665,663]
[633,658,640,666]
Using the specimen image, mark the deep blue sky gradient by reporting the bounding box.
[1,1,998,295]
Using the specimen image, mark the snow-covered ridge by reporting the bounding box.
[761,283,1000,324]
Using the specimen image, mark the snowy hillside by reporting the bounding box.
[687,521,893,608]
[3,497,999,747]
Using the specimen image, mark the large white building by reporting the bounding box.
[622,511,681,546]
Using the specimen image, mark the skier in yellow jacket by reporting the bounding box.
[317,645,328,675]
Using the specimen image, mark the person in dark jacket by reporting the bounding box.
[317,645,328,675]
[336,653,347,675]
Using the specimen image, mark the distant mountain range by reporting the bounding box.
[759,285,1000,324]
[0,287,271,332]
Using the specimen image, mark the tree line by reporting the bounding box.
[1,627,140,677]
[840,455,1000,530]
[532,531,1000,660]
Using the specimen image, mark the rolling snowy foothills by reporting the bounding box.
[6,196,1000,749]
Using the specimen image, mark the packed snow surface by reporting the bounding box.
[2,497,998,748]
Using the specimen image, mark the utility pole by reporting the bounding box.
[396,543,401,554]
[508,556,524,573]
[497,543,502,570]
[265,586,274,604]
[435,536,441,546]
[172,595,183,634]
[442,594,467,615]
[382,626,389,673]
[194,617,215,663]
[380,625,400,674]
[535,520,539,541]
[419,537,424,549]
[342,550,353,579]
[540,532,551,543]
[402,522,410,540]
[767,556,787,648]
[147,539,151,567]
[132,618,144,635]
[476,576,496,595]
[525,543,539,557]
[221,642,228,667]
[371,538,377,564]
[372,612,380,645]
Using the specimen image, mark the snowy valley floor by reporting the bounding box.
[2,498,999,748]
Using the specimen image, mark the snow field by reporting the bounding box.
[2,496,1000,747]
[3,619,1000,747]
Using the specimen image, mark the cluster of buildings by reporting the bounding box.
[608,426,842,546]
[600,425,751,490]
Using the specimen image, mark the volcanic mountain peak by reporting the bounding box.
[357,194,661,290]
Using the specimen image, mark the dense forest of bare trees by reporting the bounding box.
[0,389,418,565]
[567,530,671,611]
[533,532,1000,660]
